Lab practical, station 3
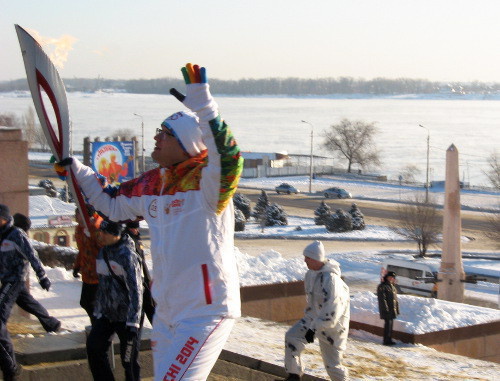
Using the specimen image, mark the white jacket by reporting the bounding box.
[303,260,350,345]
[70,105,243,325]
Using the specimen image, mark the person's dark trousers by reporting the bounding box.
[0,282,23,379]
[87,317,141,381]
[15,283,60,332]
[383,318,394,343]
[80,283,98,325]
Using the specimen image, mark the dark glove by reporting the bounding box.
[73,268,80,278]
[56,157,74,166]
[39,276,51,291]
[305,329,315,343]
[123,327,138,363]
[51,156,73,181]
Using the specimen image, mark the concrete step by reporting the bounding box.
[11,328,325,381]
[15,351,287,381]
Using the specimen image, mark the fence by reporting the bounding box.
[242,165,342,178]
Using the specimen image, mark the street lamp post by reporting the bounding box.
[419,124,430,202]
[301,120,314,194]
[134,113,145,174]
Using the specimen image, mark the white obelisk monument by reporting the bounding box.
[438,144,465,302]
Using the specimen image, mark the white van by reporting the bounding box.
[381,257,440,297]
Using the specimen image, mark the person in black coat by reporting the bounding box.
[377,271,399,345]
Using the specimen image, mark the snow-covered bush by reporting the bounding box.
[325,209,353,232]
[252,190,270,220]
[314,200,331,225]
[234,209,246,231]
[38,179,58,197]
[349,203,365,230]
[265,203,288,226]
[234,193,251,220]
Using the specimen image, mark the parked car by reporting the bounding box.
[275,183,299,194]
[381,257,439,297]
[323,187,352,199]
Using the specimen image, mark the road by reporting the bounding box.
[236,186,496,240]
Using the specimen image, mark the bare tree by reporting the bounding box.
[389,194,441,257]
[33,124,49,150]
[22,107,38,148]
[399,164,421,184]
[111,128,135,140]
[484,211,500,247]
[322,118,381,173]
[484,152,500,189]
[0,113,21,128]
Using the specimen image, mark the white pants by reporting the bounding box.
[152,315,234,381]
[285,321,349,381]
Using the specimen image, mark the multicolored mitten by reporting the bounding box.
[51,155,72,181]
[170,63,217,116]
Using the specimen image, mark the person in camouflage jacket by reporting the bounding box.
[86,219,143,381]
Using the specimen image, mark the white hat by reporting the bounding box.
[161,111,207,157]
[303,240,325,262]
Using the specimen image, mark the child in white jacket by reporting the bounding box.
[284,241,350,381]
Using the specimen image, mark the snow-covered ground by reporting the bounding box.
[24,247,500,380]
[23,213,500,380]
[24,159,500,378]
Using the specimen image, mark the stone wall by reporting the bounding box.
[240,281,500,363]
[240,281,306,324]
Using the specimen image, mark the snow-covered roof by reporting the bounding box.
[29,195,76,228]
[241,152,285,160]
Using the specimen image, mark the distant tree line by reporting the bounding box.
[2,76,500,96]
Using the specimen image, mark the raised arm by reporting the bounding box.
[170,63,244,213]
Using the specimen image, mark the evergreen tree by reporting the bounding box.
[234,209,246,232]
[349,203,365,230]
[314,201,331,225]
[234,193,252,220]
[325,209,353,233]
[265,203,288,226]
[252,190,270,220]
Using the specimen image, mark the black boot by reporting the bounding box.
[4,365,22,381]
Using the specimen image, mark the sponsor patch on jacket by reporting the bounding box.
[165,199,185,215]
[149,199,158,218]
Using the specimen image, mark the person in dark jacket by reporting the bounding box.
[0,205,59,381]
[123,221,155,324]
[377,271,399,345]
[86,219,143,381]
[11,213,61,332]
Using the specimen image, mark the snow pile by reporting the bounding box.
[236,217,405,241]
[351,292,500,334]
[236,248,306,286]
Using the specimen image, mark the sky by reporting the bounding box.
[2,0,500,83]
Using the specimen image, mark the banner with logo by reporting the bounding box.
[91,141,135,185]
